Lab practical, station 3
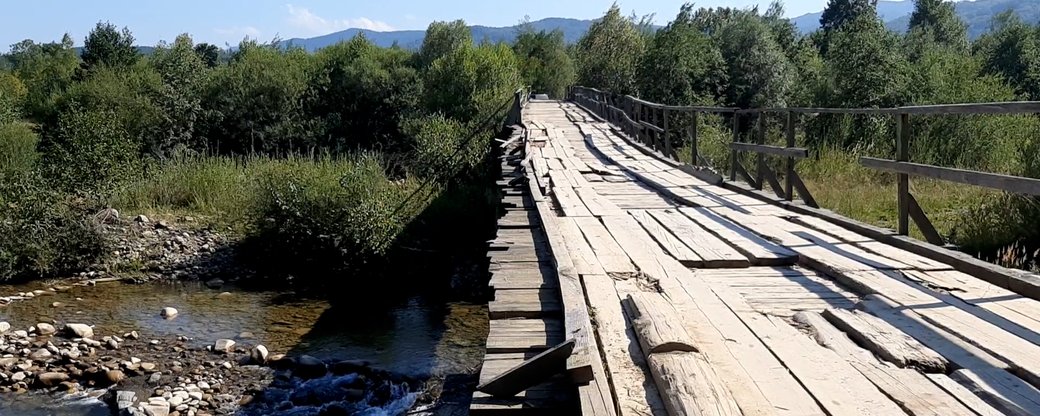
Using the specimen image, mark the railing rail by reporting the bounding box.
[568,85,1040,247]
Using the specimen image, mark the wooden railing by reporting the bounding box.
[569,86,1040,246]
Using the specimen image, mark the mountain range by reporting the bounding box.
[273,0,1039,51]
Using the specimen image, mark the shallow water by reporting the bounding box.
[0,280,488,415]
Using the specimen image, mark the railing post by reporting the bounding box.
[730,113,739,182]
[663,108,672,158]
[897,112,910,236]
[690,111,699,166]
[755,112,766,190]
[784,111,795,201]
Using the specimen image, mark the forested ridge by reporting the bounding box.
[0,0,1038,285]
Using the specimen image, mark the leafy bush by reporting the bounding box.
[514,28,576,98]
[401,114,474,179]
[0,72,27,124]
[0,122,39,179]
[39,108,141,194]
[423,43,521,124]
[576,5,645,95]
[0,176,108,282]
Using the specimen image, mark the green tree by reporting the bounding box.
[513,29,575,98]
[9,35,80,121]
[575,5,644,94]
[81,22,139,69]
[906,0,968,53]
[418,20,471,68]
[193,43,222,68]
[423,43,521,124]
[637,3,726,105]
[820,0,876,33]
[307,35,422,152]
[150,34,207,155]
[39,108,141,194]
[715,12,793,108]
[824,15,907,108]
[973,11,1040,100]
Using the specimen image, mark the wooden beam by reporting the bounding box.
[860,157,1040,196]
[907,193,944,245]
[477,339,575,398]
[624,292,699,356]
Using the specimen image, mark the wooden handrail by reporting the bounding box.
[730,142,809,159]
[860,157,1040,196]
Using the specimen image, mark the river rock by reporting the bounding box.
[51,302,65,308]
[0,322,9,333]
[147,372,162,385]
[107,339,120,350]
[135,215,150,224]
[12,330,27,338]
[36,372,69,387]
[11,372,27,382]
[103,370,126,386]
[36,323,57,336]
[29,348,53,360]
[213,339,235,353]
[204,279,224,289]
[141,403,169,416]
[294,355,327,379]
[116,390,137,410]
[161,307,178,319]
[64,323,94,339]
[250,345,269,364]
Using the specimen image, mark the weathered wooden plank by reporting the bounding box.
[582,274,665,416]
[902,269,1040,340]
[646,209,749,268]
[925,373,1007,416]
[624,292,698,356]
[679,207,797,266]
[557,217,607,276]
[489,288,562,319]
[478,339,576,398]
[789,215,951,271]
[489,264,559,290]
[487,319,565,353]
[629,210,705,267]
[647,352,743,416]
[574,187,626,217]
[570,217,636,274]
[821,308,948,373]
[951,368,1040,416]
[551,184,593,217]
[793,311,976,416]
[860,157,1040,196]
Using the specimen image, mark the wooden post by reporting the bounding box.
[897,113,910,236]
[730,113,739,182]
[756,113,766,190]
[663,108,672,159]
[785,111,795,201]
[690,111,699,166]
[651,106,659,151]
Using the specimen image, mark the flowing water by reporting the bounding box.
[0,279,489,415]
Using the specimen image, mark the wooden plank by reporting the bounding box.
[951,368,1040,416]
[557,217,606,276]
[647,352,743,416]
[902,269,1040,340]
[793,311,976,416]
[629,210,705,267]
[624,292,698,356]
[600,215,822,416]
[574,187,625,217]
[478,339,575,398]
[860,157,1040,196]
[821,308,948,373]
[489,265,559,290]
[487,319,564,353]
[790,215,951,271]
[926,373,1007,416]
[646,209,749,268]
[581,274,665,416]
[570,217,636,274]
[551,184,593,217]
[489,289,562,319]
[679,207,797,266]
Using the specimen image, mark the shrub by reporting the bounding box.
[40,108,141,195]
[0,122,40,179]
[423,43,521,124]
[401,114,474,179]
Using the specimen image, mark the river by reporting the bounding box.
[0,279,489,415]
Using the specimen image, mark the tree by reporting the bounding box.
[81,22,139,69]
[973,11,1040,100]
[418,20,471,68]
[637,3,726,105]
[193,43,222,68]
[824,15,907,108]
[423,43,521,124]
[715,12,792,108]
[907,0,968,52]
[513,29,575,98]
[150,34,207,155]
[9,34,79,121]
[575,5,644,94]
[819,0,877,33]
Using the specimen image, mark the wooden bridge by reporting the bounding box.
[471,92,1040,415]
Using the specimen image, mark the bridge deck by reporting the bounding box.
[478,100,1040,416]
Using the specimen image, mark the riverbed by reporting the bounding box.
[0,279,489,415]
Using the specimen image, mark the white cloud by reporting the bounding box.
[286,4,394,34]
[215,26,262,39]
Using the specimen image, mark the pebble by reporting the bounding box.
[161,307,179,319]
[0,322,9,333]
[64,323,94,339]
[213,339,234,353]
[36,323,57,336]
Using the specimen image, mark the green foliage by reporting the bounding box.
[638,4,726,105]
[401,113,476,179]
[576,5,644,95]
[39,108,141,194]
[514,29,575,98]
[908,0,968,51]
[193,43,222,68]
[0,122,39,180]
[819,0,877,33]
[715,11,793,108]
[9,35,79,121]
[81,22,139,69]
[824,15,908,108]
[150,34,207,156]
[0,71,26,124]
[973,11,1040,100]
[423,43,521,124]
[307,35,422,152]
[55,63,165,153]
[418,20,472,68]
[199,42,313,154]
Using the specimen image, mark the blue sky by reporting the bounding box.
[3,0,833,50]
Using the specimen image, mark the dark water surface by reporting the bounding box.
[0,280,488,415]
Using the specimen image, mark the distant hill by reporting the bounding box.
[792,0,1040,38]
[280,18,594,51]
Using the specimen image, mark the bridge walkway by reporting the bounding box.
[473,99,1040,416]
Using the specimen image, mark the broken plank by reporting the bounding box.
[821,308,948,373]
[570,217,636,274]
[478,339,576,398]
[551,184,593,217]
